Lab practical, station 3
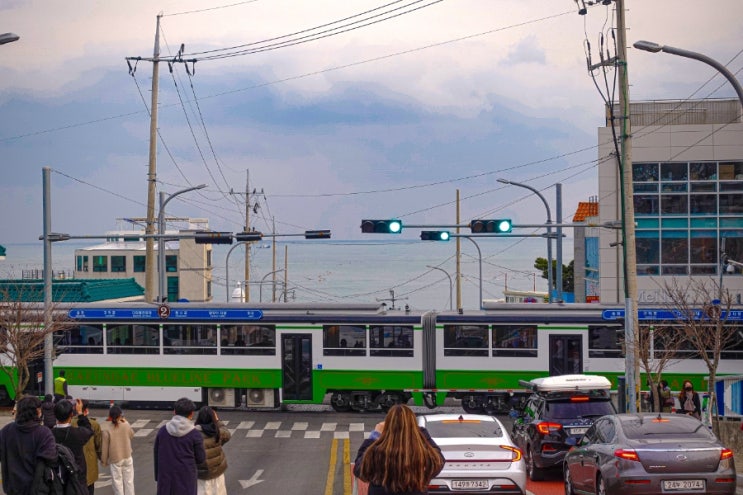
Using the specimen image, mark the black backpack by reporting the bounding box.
[48,443,89,495]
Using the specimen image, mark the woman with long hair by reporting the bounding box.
[678,379,701,419]
[101,405,135,495]
[194,406,231,495]
[354,404,444,495]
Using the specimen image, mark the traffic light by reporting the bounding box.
[360,219,403,234]
[420,231,451,241]
[469,218,512,234]
[234,231,263,242]
[305,230,331,239]
[194,231,233,244]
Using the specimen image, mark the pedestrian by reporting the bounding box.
[679,379,701,420]
[72,399,102,495]
[194,406,231,495]
[659,380,673,413]
[154,397,206,495]
[54,370,69,403]
[354,404,445,495]
[53,398,94,488]
[0,395,57,495]
[101,405,135,495]
[41,393,57,429]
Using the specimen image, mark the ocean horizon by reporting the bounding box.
[0,238,564,310]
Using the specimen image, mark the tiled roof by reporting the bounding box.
[573,201,599,222]
[0,278,144,302]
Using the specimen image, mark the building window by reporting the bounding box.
[167,276,179,302]
[207,250,212,267]
[111,256,126,273]
[133,256,145,273]
[76,255,89,272]
[93,256,107,272]
[166,255,178,273]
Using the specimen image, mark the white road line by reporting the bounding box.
[246,430,264,438]
[237,421,255,429]
[292,422,309,430]
[305,431,321,439]
[264,421,281,430]
[275,430,292,438]
[134,428,154,437]
[320,422,337,431]
[349,423,364,432]
[334,431,350,439]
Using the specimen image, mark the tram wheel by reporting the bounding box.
[461,396,484,414]
[378,392,404,411]
[330,392,352,412]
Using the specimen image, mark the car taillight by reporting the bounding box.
[536,422,562,434]
[720,448,733,461]
[614,449,640,461]
[500,445,522,462]
[570,396,589,402]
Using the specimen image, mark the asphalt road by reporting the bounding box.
[0,405,741,495]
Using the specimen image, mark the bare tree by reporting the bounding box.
[636,322,684,412]
[661,278,739,421]
[0,288,69,399]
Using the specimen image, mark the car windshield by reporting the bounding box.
[544,400,614,419]
[621,416,716,440]
[425,419,503,438]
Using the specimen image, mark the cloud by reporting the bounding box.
[501,35,546,66]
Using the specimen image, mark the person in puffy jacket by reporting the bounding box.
[194,406,231,495]
[101,405,135,495]
[40,394,56,429]
[354,404,444,495]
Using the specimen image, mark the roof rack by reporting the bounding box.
[519,374,611,393]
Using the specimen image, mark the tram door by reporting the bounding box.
[548,335,583,376]
[281,334,313,401]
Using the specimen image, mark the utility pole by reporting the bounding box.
[456,190,462,310]
[272,217,277,302]
[244,170,250,302]
[143,15,162,302]
[616,0,639,413]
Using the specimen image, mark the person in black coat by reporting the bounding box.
[40,394,56,429]
[52,398,94,487]
[0,395,58,495]
[354,404,444,495]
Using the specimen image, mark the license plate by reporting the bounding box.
[663,480,705,491]
[570,427,588,435]
[452,480,489,490]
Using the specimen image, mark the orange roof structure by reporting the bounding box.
[572,201,599,222]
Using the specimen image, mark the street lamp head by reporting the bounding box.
[633,40,663,53]
[496,178,511,185]
[0,33,20,45]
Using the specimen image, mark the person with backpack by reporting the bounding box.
[53,399,94,490]
[0,395,58,495]
[154,397,206,495]
[101,405,135,495]
[72,399,102,495]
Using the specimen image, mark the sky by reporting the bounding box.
[1,0,742,296]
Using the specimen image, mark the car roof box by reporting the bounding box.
[519,374,611,393]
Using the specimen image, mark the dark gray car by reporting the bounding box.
[564,413,736,495]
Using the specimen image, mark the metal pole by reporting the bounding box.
[497,179,553,302]
[144,14,161,302]
[427,265,453,310]
[226,241,248,302]
[556,183,563,302]
[460,236,483,310]
[42,167,53,396]
[244,170,251,302]
[158,184,206,303]
[260,270,284,302]
[456,189,462,310]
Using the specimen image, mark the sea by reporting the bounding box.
[0,238,559,311]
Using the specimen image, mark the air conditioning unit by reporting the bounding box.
[246,388,275,408]
[208,388,236,408]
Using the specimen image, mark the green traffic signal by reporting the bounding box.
[360,219,403,234]
[469,218,512,234]
[420,231,451,241]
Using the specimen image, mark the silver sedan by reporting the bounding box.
[418,413,526,494]
[564,413,736,495]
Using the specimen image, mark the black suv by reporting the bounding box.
[511,379,616,481]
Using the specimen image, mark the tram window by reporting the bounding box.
[722,330,743,359]
[106,324,159,355]
[369,325,414,357]
[323,325,366,356]
[588,325,623,358]
[492,325,537,357]
[220,324,275,356]
[163,324,217,355]
[443,325,488,357]
[55,324,104,355]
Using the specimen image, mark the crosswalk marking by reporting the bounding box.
[291,422,308,430]
[246,429,264,438]
[135,428,154,437]
[305,431,321,439]
[275,430,292,438]
[130,419,150,428]
[237,420,255,429]
[264,421,281,430]
[321,422,337,431]
[349,423,364,432]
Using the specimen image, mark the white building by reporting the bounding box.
[593,98,743,304]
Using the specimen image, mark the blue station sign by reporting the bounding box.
[68,308,264,321]
[602,308,743,322]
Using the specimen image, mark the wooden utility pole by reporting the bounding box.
[456,189,462,310]
[244,170,250,302]
[143,15,161,302]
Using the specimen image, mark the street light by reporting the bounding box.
[158,184,207,303]
[426,265,453,310]
[633,41,743,109]
[260,269,285,302]
[497,178,555,302]
[0,33,19,45]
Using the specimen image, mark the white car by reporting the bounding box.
[418,414,526,495]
